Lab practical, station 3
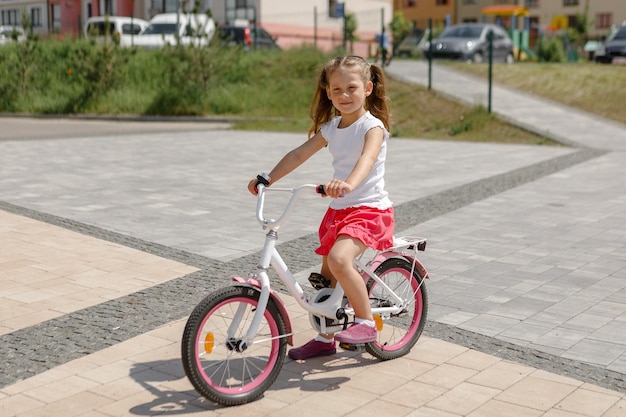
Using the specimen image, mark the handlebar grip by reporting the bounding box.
[316,184,346,198]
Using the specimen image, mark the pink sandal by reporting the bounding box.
[288,339,336,360]
[335,323,377,344]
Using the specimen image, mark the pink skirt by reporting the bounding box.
[315,206,395,256]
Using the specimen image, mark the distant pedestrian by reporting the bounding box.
[375,32,392,66]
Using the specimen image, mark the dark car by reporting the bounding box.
[423,23,514,63]
[217,25,280,50]
[594,24,626,64]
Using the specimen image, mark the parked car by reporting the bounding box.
[422,23,514,63]
[133,13,215,49]
[0,25,26,45]
[84,16,149,46]
[217,25,280,50]
[395,29,428,57]
[594,24,626,64]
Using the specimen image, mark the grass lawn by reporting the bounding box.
[446,61,626,125]
[3,40,619,146]
[234,68,558,146]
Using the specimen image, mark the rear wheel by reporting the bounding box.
[365,258,428,360]
[181,286,287,406]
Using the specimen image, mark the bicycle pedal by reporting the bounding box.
[338,342,366,352]
[308,272,331,290]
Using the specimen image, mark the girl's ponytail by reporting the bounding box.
[309,65,337,138]
[366,64,391,132]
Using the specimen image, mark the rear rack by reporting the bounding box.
[389,236,427,252]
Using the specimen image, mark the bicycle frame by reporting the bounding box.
[233,184,428,345]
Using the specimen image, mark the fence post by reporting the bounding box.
[488,29,493,113]
[314,6,317,49]
[428,18,432,90]
[380,8,386,68]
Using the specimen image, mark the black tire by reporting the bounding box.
[472,51,484,63]
[181,285,287,406]
[365,257,428,360]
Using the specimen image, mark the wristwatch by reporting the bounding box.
[256,172,271,186]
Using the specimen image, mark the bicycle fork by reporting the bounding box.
[229,230,295,347]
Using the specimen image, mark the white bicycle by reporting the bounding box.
[181,183,430,406]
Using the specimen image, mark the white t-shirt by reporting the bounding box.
[320,111,393,210]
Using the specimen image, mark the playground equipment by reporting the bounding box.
[482,5,535,61]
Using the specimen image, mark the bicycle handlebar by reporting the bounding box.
[256,184,324,229]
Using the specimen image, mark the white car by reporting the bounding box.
[0,25,26,45]
[133,13,215,49]
[84,16,149,47]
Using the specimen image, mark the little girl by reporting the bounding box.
[248,55,394,360]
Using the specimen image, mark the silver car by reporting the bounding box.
[423,23,514,63]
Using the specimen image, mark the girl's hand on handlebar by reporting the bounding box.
[323,179,351,198]
[248,178,260,196]
[248,173,272,196]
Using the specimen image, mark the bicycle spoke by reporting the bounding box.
[181,286,287,405]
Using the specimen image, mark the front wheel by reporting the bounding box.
[365,257,428,360]
[471,51,484,63]
[181,285,287,406]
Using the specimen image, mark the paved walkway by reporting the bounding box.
[0,60,625,416]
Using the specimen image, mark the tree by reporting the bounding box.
[576,0,592,40]
[344,12,358,54]
[389,11,413,52]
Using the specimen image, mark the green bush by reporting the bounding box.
[0,36,317,117]
[536,36,566,63]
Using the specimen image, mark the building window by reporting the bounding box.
[436,0,448,5]
[567,15,577,28]
[525,0,539,8]
[563,0,578,6]
[150,0,179,14]
[226,0,256,22]
[595,13,612,29]
[329,0,337,16]
[1,9,19,25]
[31,7,43,27]
[404,0,417,7]
[51,4,61,31]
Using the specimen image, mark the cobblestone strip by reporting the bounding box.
[2,147,619,393]
[424,321,626,393]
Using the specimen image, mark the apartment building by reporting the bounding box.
[260,0,392,54]
[0,1,150,36]
[392,0,455,29]
[0,1,47,33]
[0,0,392,55]
[394,0,626,38]
[531,0,625,37]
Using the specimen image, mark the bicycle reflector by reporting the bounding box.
[204,333,215,354]
[374,315,383,331]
